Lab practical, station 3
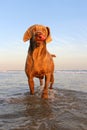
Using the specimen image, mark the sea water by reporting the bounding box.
[0,70,87,130]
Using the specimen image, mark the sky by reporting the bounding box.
[0,0,87,71]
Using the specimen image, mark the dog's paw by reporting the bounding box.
[41,90,48,99]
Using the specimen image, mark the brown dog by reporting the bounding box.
[23,24,55,99]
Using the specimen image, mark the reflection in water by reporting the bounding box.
[25,97,53,119]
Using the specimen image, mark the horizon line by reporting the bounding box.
[0,69,87,72]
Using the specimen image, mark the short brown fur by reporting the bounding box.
[23,25,55,99]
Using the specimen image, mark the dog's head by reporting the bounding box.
[23,24,52,43]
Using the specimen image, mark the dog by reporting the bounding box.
[23,24,55,99]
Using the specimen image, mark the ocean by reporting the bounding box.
[0,70,87,130]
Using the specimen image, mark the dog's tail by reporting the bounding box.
[51,54,56,58]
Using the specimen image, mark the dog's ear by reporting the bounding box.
[23,26,33,42]
[23,30,31,42]
[46,27,52,43]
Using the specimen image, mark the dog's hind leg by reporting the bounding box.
[49,74,54,89]
[39,78,43,86]
[40,79,43,86]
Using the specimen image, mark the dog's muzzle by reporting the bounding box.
[35,32,46,41]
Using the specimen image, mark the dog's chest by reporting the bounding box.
[29,57,45,78]
[33,58,46,71]
[32,52,47,76]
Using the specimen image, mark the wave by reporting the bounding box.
[55,70,87,74]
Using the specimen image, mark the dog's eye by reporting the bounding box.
[42,29,46,33]
[42,29,47,36]
[35,33,38,37]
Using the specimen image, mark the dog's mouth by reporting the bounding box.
[35,32,46,41]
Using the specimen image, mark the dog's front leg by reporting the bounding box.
[49,74,54,89]
[28,76,34,95]
[42,74,50,99]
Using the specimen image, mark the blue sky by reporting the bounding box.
[0,0,87,71]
